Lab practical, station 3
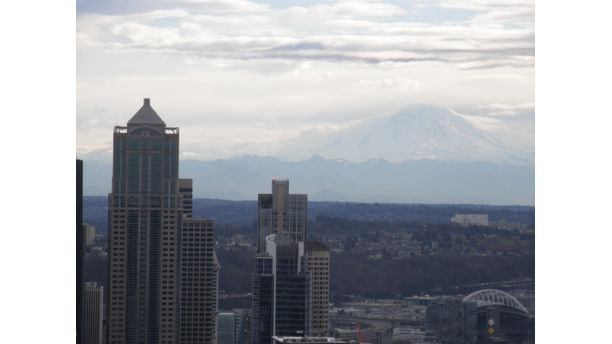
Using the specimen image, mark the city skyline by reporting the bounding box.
[7,0,611,342]
[75,2,535,343]
[77,100,534,344]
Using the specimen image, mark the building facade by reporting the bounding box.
[253,252,275,344]
[253,234,311,344]
[180,218,218,344]
[257,179,307,253]
[253,180,330,344]
[106,98,217,344]
[218,312,236,344]
[178,178,193,218]
[305,242,330,337]
[233,308,252,344]
[84,282,104,344]
[77,159,84,344]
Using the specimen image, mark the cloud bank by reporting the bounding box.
[76,0,534,159]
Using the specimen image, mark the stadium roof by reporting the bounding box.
[462,289,529,314]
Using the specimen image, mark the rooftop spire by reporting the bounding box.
[127,98,165,126]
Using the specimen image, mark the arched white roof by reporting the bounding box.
[462,289,529,314]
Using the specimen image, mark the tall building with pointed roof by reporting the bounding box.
[107,99,218,344]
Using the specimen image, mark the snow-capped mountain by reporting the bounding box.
[279,104,532,164]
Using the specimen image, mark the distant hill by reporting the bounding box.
[83,155,534,205]
[84,196,534,233]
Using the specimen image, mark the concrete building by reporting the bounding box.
[257,179,307,253]
[84,224,96,247]
[451,214,489,227]
[178,178,193,218]
[84,282,104,344]
[180,218,218,344]
[305,241,330,337]
[107,98,217,344]
[252,252,274,344]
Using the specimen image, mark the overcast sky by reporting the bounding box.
[76,0,534,160]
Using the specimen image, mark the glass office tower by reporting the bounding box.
[252,234,310,344]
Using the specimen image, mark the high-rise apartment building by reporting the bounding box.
[84,282,104,344]
[257,180,307,253]
[107,98,217,344]
[305,242,330,337]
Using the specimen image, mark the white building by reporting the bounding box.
[84,224,96,247]
[451,214,489,227]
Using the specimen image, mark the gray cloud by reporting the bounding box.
[77,0,534,69]
[77,0,534,158]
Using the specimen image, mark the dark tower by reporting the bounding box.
[77,159,84,344]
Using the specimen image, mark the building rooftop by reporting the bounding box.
[128,98,165,126]
[306,240,330,252]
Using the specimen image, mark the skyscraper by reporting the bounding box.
[252,252,274,344]
[253,234,311,344]
[84,282,104,344]
[180,218,218,344]
[253,180,330,344]
[107,98,217,344]
[77,159,84,344]
[304,241,330,337]
[257,179,307,253]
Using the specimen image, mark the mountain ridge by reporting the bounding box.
[278,104,532,163]
[82,155,534,205]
